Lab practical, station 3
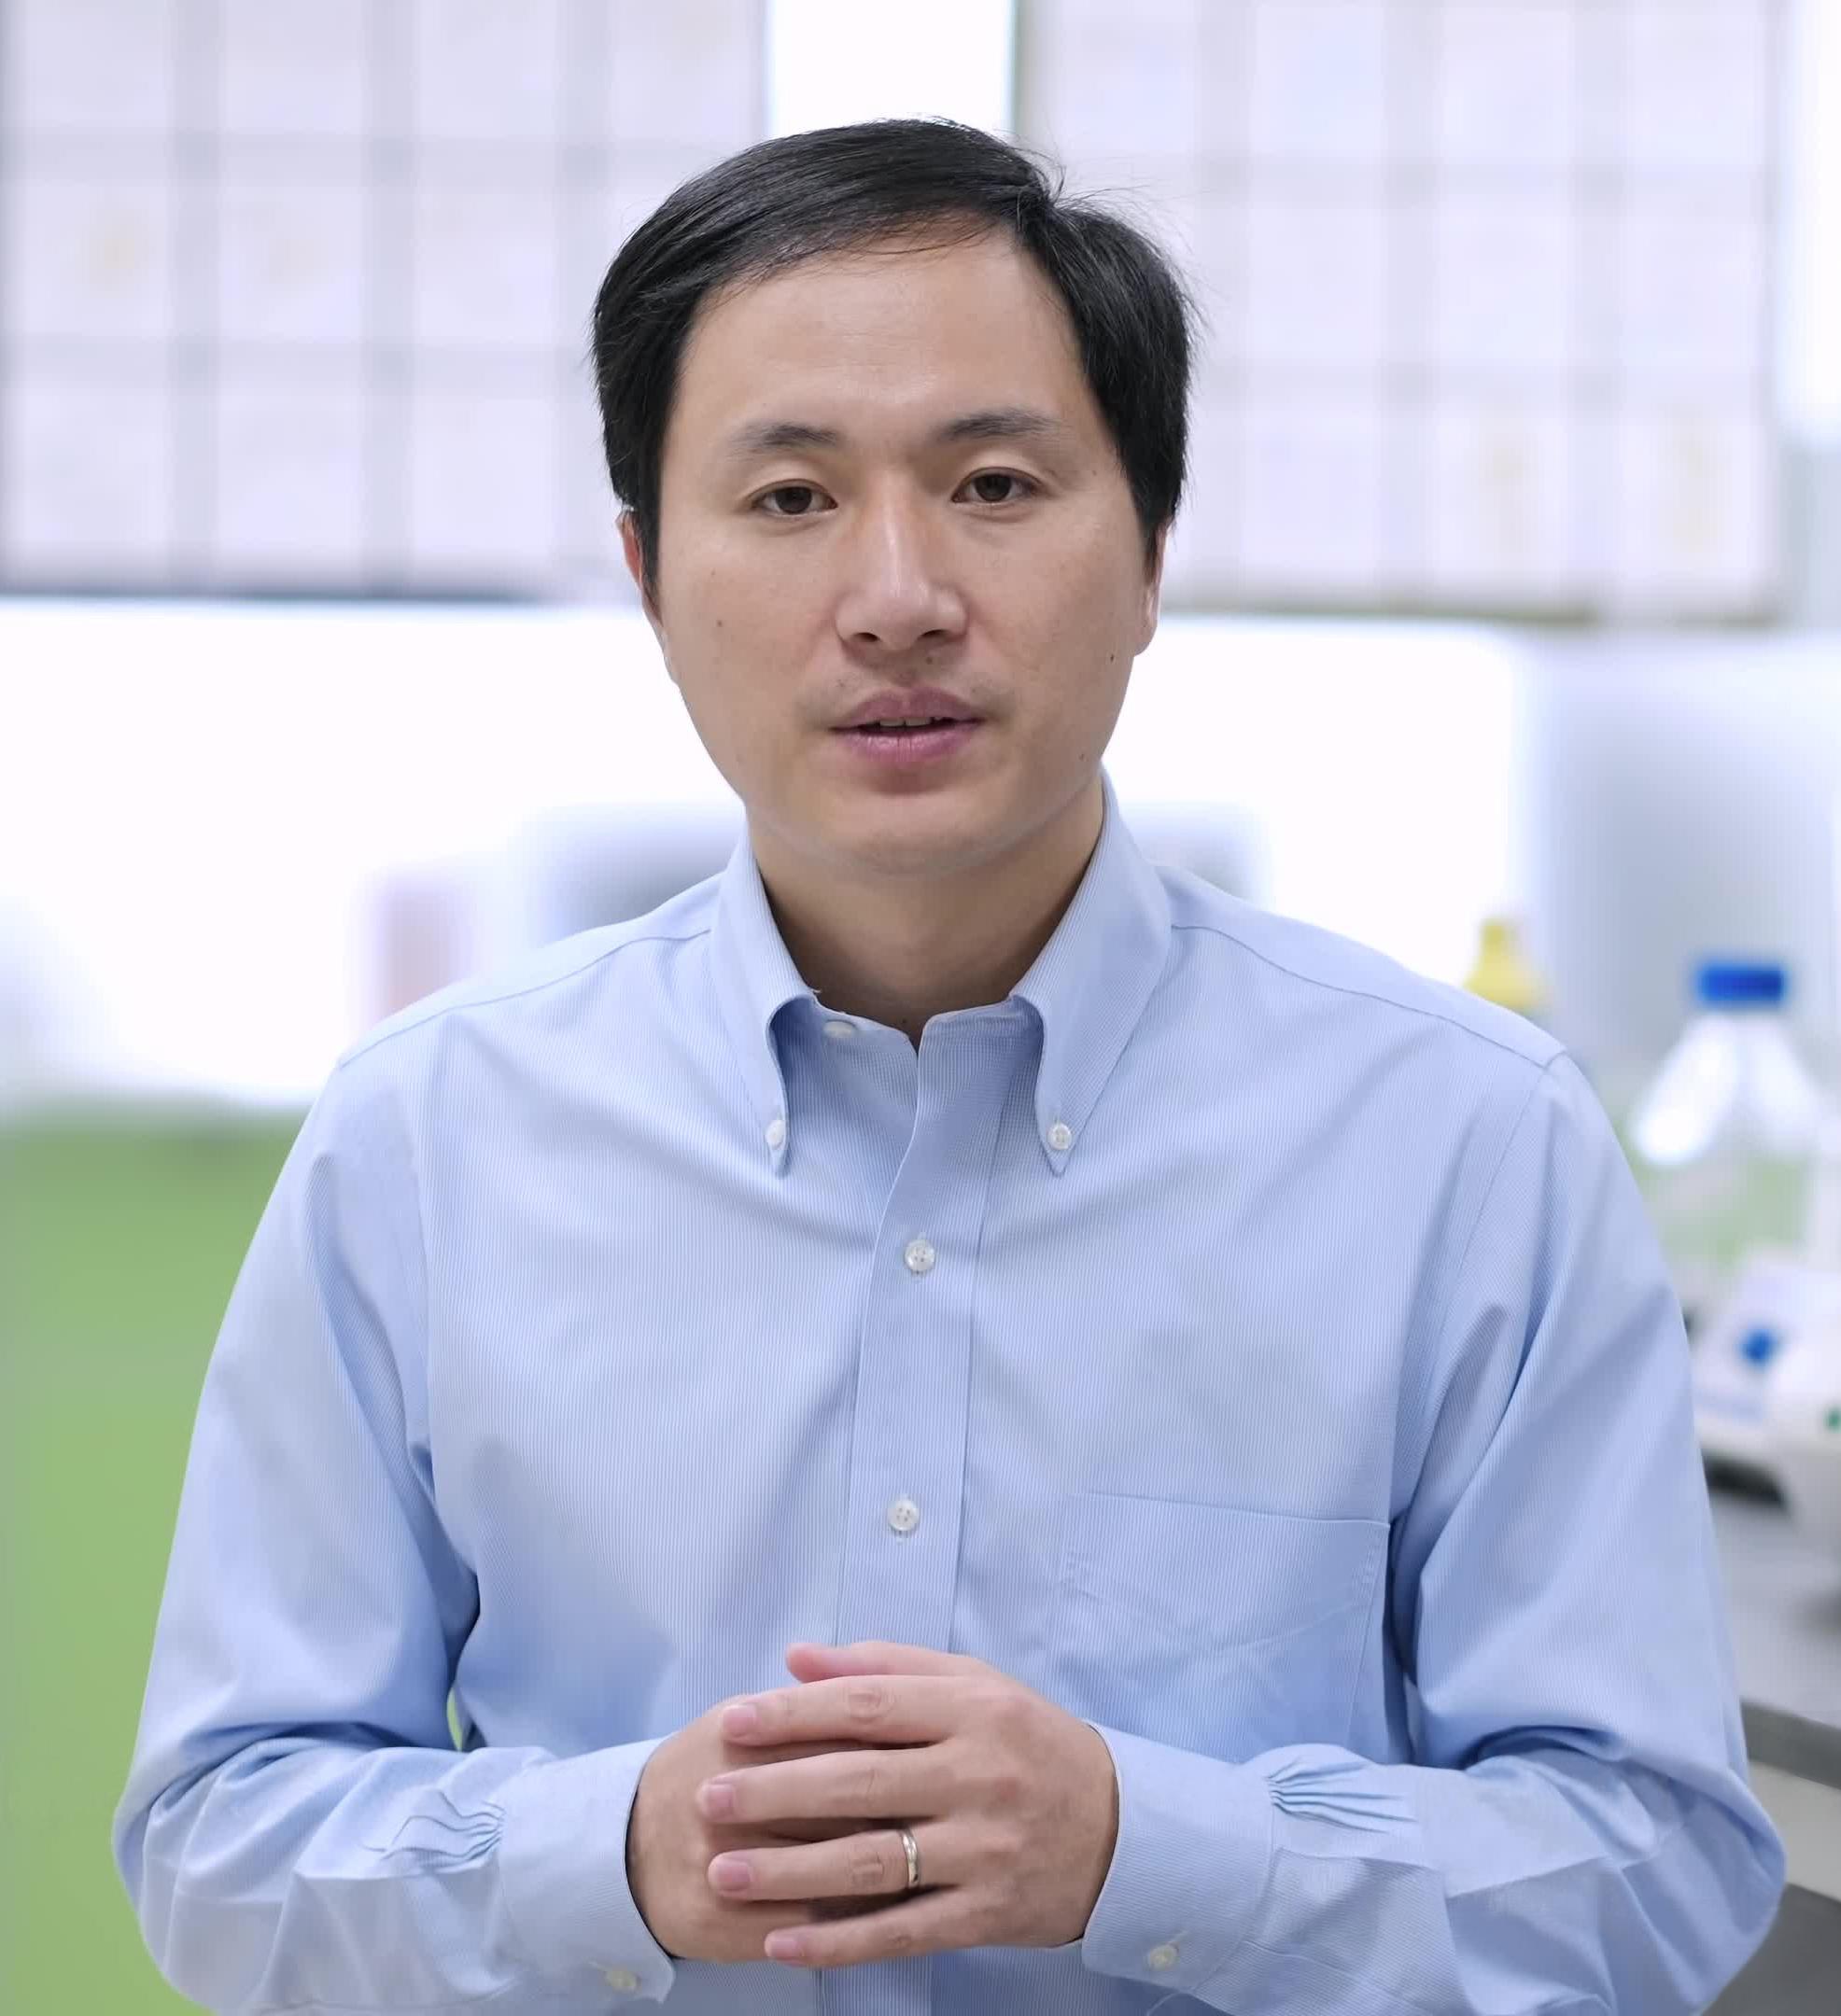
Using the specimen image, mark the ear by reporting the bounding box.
[618,513,672,674]
[1137,523,1170,651]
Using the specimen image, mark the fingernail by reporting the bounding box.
[766,1931,807,1963]
[710,1855,752,1893]
[698,1778,737,1818]
[722,1702,759,1736]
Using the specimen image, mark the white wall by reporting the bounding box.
[1520,630,1841,1100]
[3,597,1523,1105]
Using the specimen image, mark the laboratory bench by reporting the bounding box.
[1706,1479,1841,2012]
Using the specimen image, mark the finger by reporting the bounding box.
[708,1821,939,1904]
[763,1890,978,1969]
[700,1745,942,1827]
[785,1640,990,1682]
[759,1814,868,1845]
[722,1673,963,1747]
[720,1733,877,1773]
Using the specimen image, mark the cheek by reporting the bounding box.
[675,540,822,670]
[1036,509,1146,633]
[663,600,808,785]
[1005,557,1144,695]
[659,621,748,758]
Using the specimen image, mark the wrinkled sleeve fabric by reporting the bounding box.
[1078,1052,1786,2014]
[109,1050,679,2011]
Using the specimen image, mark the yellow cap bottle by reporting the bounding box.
[1464,915,1549,1025]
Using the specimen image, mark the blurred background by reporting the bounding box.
[3,0,1840,2009]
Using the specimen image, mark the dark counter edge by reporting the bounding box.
[1741,1701,1841,1793]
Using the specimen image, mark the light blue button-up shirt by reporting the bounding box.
[115,766,1784,2014]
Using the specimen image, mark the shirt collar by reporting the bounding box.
[710,764,1173,1177]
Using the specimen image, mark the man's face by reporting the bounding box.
[625,230,1163,889]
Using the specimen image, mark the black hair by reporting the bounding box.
[589,119,1195,603]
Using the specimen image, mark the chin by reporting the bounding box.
[835,834,986,880]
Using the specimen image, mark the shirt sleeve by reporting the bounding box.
[1076,1052,1787,2014]
[109,1049,680,2010]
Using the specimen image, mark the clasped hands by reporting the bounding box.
[626,1640,1120,1970]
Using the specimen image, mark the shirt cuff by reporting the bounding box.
[1077,1722,1274,1998]
[496,1738,676,2003]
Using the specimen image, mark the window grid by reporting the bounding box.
[1017,0,1786,621]
[0,0,768,598]
[0,0,1788,620]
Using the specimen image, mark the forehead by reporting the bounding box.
[667,231,1097,446]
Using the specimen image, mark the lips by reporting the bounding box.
[834,718,982,767]
[849,716,960,731]
[835,687,981,731]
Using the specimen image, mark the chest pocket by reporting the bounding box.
[1048,1492,1388,1761]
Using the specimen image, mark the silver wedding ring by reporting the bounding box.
[896,1823,922,1890]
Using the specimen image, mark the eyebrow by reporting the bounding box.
[720,407,1074,462]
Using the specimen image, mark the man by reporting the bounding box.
[115,119,1783,2013]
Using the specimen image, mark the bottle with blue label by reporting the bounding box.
[1693,1111,1841,1489]
[1625,959,1827,1334]
[1761,1113,1841,1544]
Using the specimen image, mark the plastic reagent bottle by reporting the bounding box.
[1626,960,1828,1329]
[1463,915,1549,1028]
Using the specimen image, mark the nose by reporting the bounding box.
[833,484,967,654]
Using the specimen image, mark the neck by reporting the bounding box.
[754,778,1105,1046]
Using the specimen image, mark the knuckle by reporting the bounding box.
[980,1755,1027,1813]
[987,1684,1033,1740]
[985,1897,1020,1949]
[853,1755,885,1809]
[983,1842,1026,1900]
[844,1677,890,1724]
[968,1886,1007,1943]
[848,1841,890,1895]
[881,1918,919,1956]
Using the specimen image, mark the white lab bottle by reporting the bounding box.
[1626,960,1827,1331]
[1761,1113,1841,1555]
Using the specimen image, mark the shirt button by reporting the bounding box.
[904,1238,935,1275]
[602,1965,639,1991]
[765,1116,786,1149]
[1146,1942,1179,1971]
[822,1019,856,1040]
[887,1495,921,1535]
[1047,1121,1073,1152]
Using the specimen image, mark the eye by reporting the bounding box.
[755,483,833,517]
[959,471,1035,506]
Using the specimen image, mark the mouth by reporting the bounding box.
[830,718,984,767]
[835,715,975,737]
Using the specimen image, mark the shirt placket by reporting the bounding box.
[824,1016,1020,2016]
